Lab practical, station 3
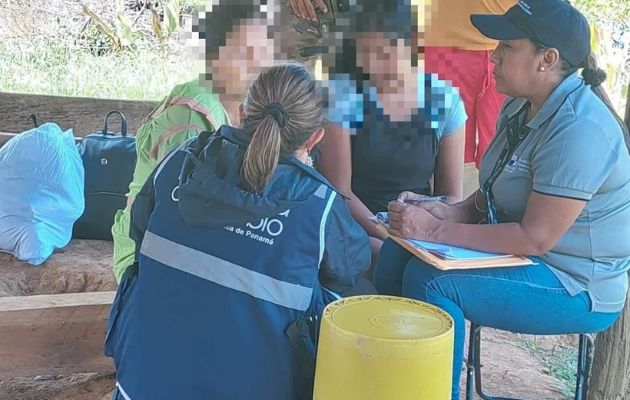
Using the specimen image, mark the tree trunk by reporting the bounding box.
[588,295,630,399]
[587,89,630,400]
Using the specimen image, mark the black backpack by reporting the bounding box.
[73,111,137,240]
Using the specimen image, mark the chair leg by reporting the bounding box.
[471,323,526,400]
[575,334,595,400]
[465,323,477,400]
[583,334,595,399]
[466,328,596,400]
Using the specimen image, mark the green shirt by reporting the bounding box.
[129,81,230,198]
[111,81,229,282]
[479,73,630,313]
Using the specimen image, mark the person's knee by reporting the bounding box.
[361,236,383,281]
[373,239,412,295]
[402,263,466,336]
[401,259,445,301]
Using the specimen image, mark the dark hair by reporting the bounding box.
[241,63,324,193]
[327,0,419,79]
[193,0,268,60]
[532,39,630,152]
[351,0,417,42]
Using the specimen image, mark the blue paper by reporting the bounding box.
[373,212,509,260]
[406,239,507,260]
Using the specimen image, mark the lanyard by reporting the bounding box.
[482,104,531,195]
[479,80,583,224]
[481,104,531,224]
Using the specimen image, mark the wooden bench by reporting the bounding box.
[0,91,152,398]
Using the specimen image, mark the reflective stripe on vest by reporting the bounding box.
[115,382,132,400]
[318,188,336,265]
[140,230,314,311]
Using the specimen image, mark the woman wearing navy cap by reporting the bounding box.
[374,0,630,398]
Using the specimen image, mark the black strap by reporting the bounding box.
[30,114,38,128]
[102,110,128,136]
[286,315,318,400]
[482,104,531,195]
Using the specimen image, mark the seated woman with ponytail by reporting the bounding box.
[105,63,371,400]
[373,1,630,398]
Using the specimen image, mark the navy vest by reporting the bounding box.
[351,75,439,213]
[106,139,337,400]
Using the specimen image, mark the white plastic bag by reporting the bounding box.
[0,123,85,265]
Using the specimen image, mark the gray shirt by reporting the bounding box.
[479,72,630,313]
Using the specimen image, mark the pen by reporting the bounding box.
[402,195,447,205]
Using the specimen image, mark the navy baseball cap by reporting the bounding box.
[471,0,590,68]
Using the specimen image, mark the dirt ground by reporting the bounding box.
[0,240,117,400]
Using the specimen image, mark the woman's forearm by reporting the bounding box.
[347,192,388,240]
[406,191,586,257]
[434,220,545,256]
[428,191,537,254]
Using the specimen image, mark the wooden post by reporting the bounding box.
[587,89,630,400]
[588,296,630,399]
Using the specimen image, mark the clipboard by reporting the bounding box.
[375,224,534,270]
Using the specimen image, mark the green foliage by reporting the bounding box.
[181,0,209,12]
[0,38,195,100]
[521,339,539,354]
[151,0,181,43]
[81,4,136,52]
[573,0,630,114]
[150,0,182,81]
[573,0,630,29]
[542,348,578,399]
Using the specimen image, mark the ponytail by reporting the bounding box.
[239,63,324,193]
[581,53,630,153]
[241,115,282,193]
[582,53,610,104]
[533,39,629,152]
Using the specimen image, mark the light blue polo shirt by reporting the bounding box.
[479,72,630,313]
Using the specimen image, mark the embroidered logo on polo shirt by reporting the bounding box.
[505,153,532,174]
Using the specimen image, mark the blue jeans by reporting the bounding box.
[373,240,620,400]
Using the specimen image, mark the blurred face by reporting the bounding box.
[490,39,542,97]
[211,19,274,98]
[356,32,413,94]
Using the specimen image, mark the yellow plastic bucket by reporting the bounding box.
[313,295,454,400]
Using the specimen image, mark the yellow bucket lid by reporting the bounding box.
[323,295,453,341]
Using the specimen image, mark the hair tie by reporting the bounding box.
[263,103,290,128]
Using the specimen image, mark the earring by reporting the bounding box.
[539,66,546,71]
[305,152,314,168]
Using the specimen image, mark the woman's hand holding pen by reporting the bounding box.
[396,191,458,222]
[387,198,441,240]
